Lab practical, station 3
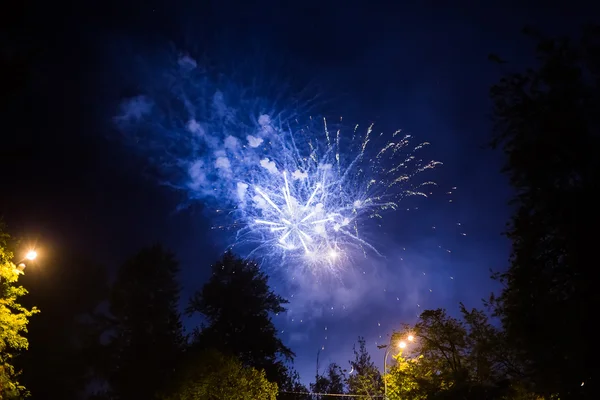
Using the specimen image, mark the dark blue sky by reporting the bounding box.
[2,0,597,386]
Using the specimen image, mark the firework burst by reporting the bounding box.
[225,115,441,273]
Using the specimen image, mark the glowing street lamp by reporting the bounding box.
[16,250,38,272]
[398,341,407,349]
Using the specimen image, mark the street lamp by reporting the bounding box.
[16,249,38,271]
[378,333,415,399]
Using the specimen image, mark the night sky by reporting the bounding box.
[2,0,596,386]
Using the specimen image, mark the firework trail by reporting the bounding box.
[114,52,441,275]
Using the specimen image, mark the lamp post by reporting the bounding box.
[378,333,415,399]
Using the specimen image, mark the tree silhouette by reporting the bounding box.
[310,363,345,399]
[187,251,293,386]
[489,25,600,399]
[347,337,382,399]
[103,245,184,400]
[326,363,345,395]
[279,368,311,400]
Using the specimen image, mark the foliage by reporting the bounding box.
[489,25,600,399]
[325,363,345,395]
[103,245,185,400]
[187,251,293,385]
[310,362,345,399]
[386,354,426,400]
[346,336,382,399]
[385,306,533,400]
[0,225,39,398]
[163,348,278,400]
